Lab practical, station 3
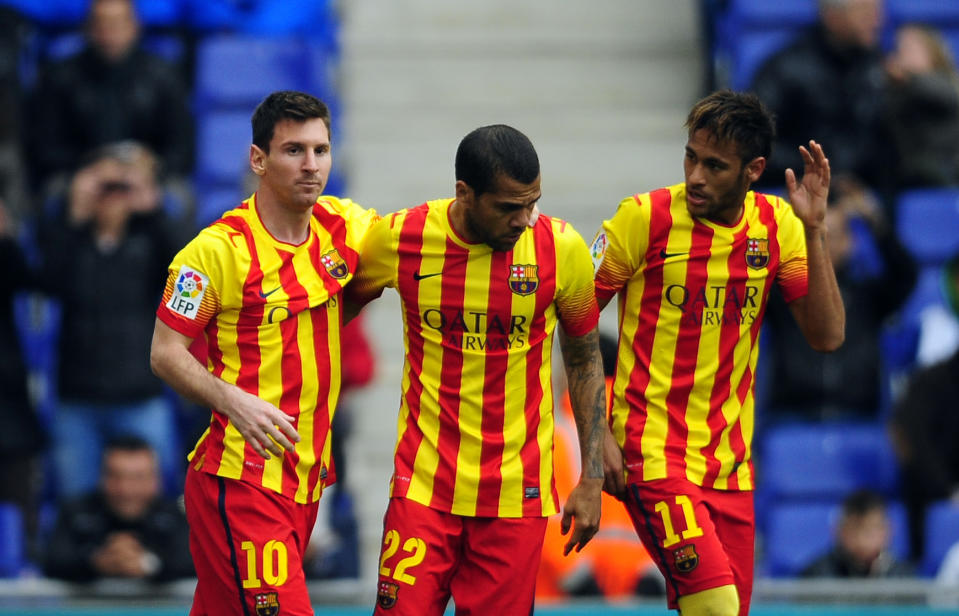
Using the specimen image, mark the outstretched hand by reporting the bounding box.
[222,387,300,459]
[785,140,831,231]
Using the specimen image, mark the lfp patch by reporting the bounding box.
[167,266,209,320]
[590,231,608,273]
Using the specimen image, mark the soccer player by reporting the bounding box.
[149,91,377,616]
[593,90,845,616]
[348,124,607,615]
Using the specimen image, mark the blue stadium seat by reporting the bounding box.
[763,500,910,577]
[922,501,959,577]
[196,186,247,228]
[887,0,959,27]
[0,502,24,578]
[896,188,959,266]
[757,422,900,501]
[194,110,254,188]
[184,0,337,39]
[712,0,817,89]
[194,35,338,111]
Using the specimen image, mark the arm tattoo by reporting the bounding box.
[559,327,606,479]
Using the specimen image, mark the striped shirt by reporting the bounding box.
[592,184,808,491]
[349,199,599,517]
[156,194,378,504]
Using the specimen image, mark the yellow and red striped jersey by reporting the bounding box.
[156,194,378,504]
[592,184,807,491]
[349,199,599,517]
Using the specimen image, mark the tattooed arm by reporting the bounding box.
[557,326,606,555]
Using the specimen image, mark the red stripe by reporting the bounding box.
[430,235,467,509]
[475,249,509,515]
[199,319,228,470]
[621,190,670,474]
[312,199,358,297]
[219,216,266,487]
[275,247,309,496]
[662,217,714,478]
[307,305,332,493]
[700,225,750,487]
[391,205,429,499]
[522,221,557,515]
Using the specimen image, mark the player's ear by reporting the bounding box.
[250,144,267,176]
[454,180,474,206]
[744,156,765,184]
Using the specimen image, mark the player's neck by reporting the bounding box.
[255,191,312,245]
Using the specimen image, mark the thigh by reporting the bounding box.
[373,497,460,616]
[705,488,754,616]
[623,478,736,611]
[52,401,102,498]
[184,468,317,616]
[451,516,546,616]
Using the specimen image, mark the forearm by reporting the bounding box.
[150,325,234,411]
[559,327,606,480]
[799,225,845,351]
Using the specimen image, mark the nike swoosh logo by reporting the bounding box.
[659,249,687,260]
[259,286,282,298]
[413,271,442,281]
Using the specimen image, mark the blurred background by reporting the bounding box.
[1,0,959,613]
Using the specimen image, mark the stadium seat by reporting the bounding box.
[887,0,959,27]
[921,501,959,577]
[0,502,24,578]
[896,188,959,266]
[194,109,254,188]
[184,0,337,39]
[194,35,338,111]
[762,500,910,577]
[757,422,900,501]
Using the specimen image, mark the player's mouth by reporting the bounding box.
[686,189,709,208]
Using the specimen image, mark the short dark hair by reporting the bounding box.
[251,90,331,153]
[841,489,886,519]
[104,435,155,457]
[455,124,539,197]
[685,90,775,163]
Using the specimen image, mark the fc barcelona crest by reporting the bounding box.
[673,544,699,573]
[320,249,349,279]
[508,263,538,296]
[377,580,399,609]
[254,591,280,616]
[745,237,769,269]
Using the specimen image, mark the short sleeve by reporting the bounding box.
[156,228,230,339]
[775,203,809,304]
[346,212,400,307]
[554,221,600,337]
[593,195,649,304]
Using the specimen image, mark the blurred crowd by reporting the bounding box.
[0,0,957,600]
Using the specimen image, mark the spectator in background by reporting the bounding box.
[889,253,959,561]
[750,0,890,200]
[761,175,916,426]
[884,24,959,192]
[802,489,913,578]
[43,436,193,582]
[39,141,189,500]
[0,198,45,558]
[26,0,193,199]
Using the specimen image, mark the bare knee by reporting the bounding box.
[677,583,740,616]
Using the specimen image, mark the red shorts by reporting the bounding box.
[373,497,547,616]
[184,467,319,616]
[622,477,754,615]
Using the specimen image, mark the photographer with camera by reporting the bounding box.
[39,141,190,500]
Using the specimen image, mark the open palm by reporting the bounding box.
[785,140,831,229]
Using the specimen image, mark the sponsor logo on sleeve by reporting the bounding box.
[590,231,608,273]
[166,267,209,319]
